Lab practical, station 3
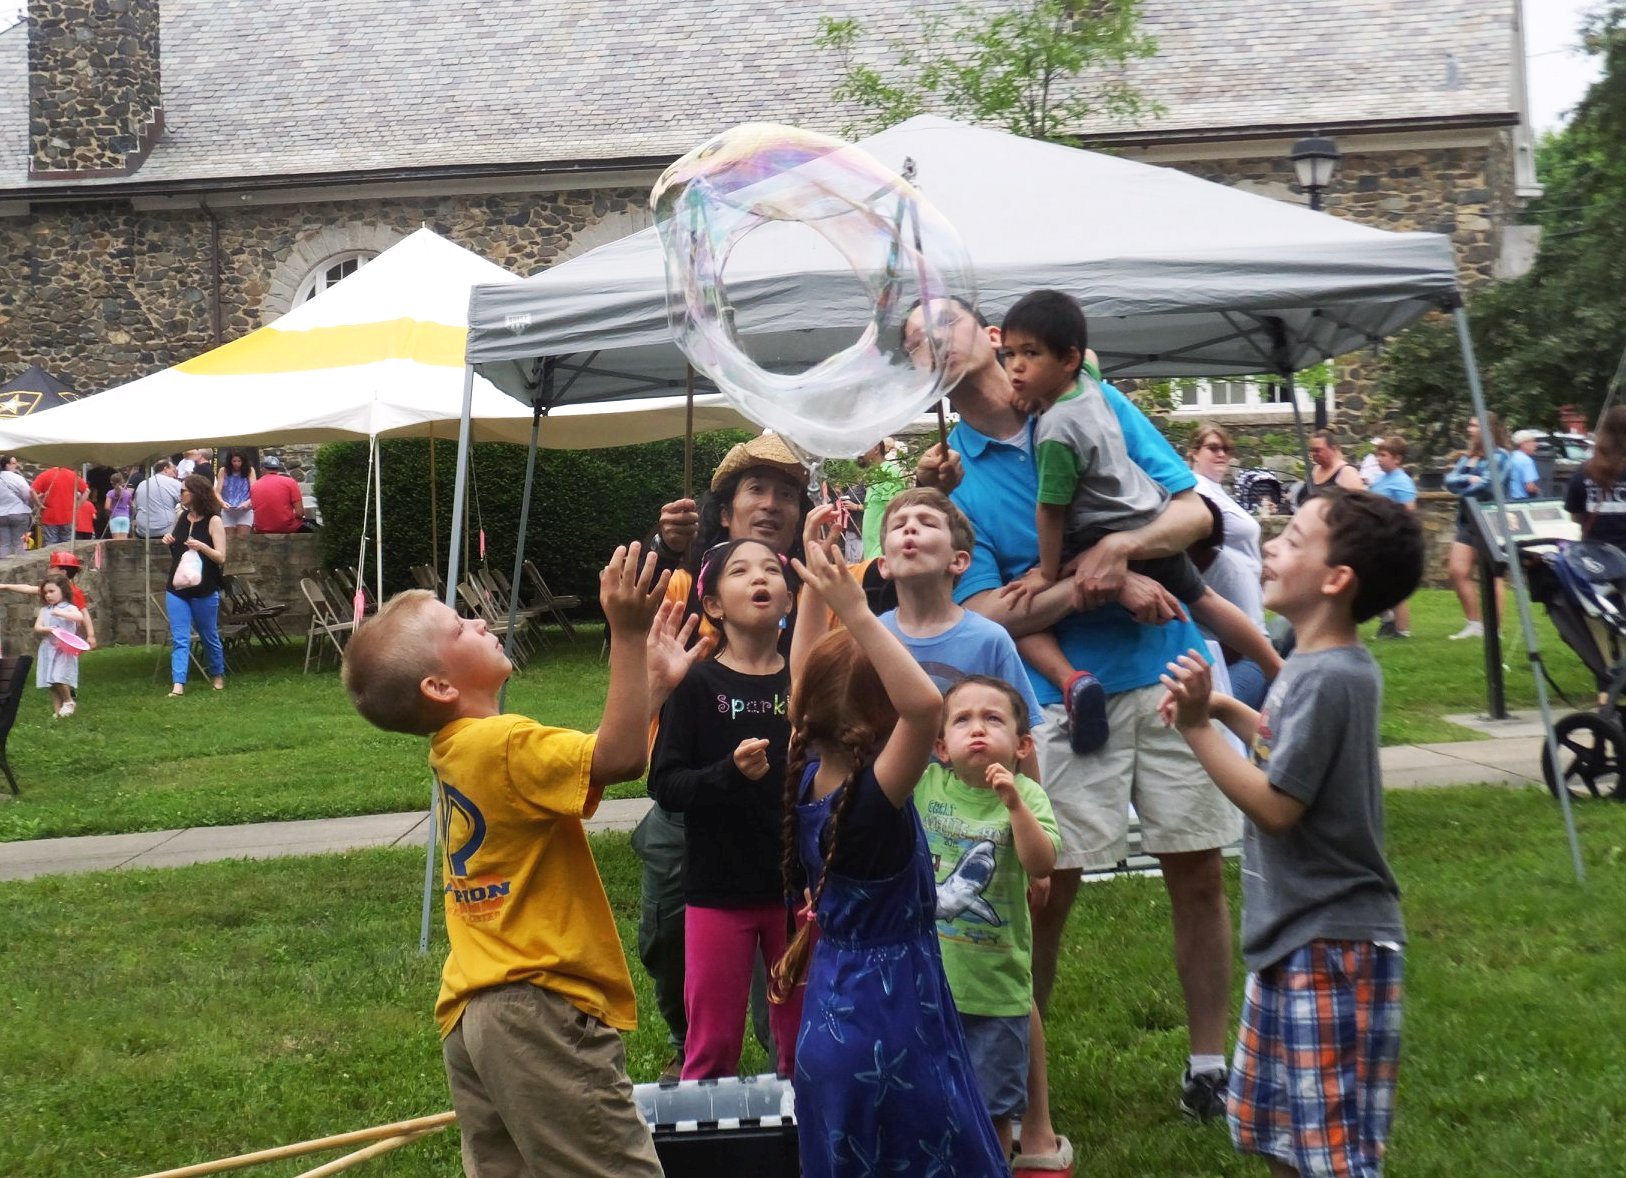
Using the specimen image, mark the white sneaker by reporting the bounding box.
[59,700,75,717]
[1449,621,1485,640]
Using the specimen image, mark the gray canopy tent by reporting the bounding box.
[424,115,1576,947]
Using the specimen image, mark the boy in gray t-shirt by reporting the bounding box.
[1159,491,1425,1177]
[997,290,1281,750]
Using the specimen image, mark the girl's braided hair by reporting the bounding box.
[770,628,895,1003]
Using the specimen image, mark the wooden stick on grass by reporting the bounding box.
[133,1111,456,1178]
[291,1129,434,1178]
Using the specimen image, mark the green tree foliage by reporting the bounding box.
[815,1,1159,141]
[314,431,749,605]
[1378,4,1626,442]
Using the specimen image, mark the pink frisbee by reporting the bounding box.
[51,630,90,656]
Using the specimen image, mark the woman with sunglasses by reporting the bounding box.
[1186,425,1270,708]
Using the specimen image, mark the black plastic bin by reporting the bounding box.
[633,1073,799,1177]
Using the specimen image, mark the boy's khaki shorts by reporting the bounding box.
[442,982,661,1178]
[1037,684,1241,870]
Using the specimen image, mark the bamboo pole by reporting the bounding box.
[291,1129,435,1178]
[132,1111,455,1178]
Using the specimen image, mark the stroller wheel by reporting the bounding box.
[1541,713,1626,800]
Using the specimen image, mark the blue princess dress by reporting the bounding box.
[793,761,1007,1177]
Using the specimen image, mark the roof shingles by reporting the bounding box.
[0,0,1518,191]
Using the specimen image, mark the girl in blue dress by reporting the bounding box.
[773,530,1007,1177]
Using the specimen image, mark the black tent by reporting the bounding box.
[0,365,78,418]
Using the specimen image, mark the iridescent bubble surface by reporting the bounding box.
[653,123,976,459]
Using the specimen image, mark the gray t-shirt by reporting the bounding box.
[1243,644,1403,971]
[1033,375,1170,554]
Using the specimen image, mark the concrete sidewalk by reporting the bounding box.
[0,739,1548,883]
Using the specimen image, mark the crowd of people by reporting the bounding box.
[341,290,1440,1178]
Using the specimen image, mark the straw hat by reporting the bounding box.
[710,434,809,491]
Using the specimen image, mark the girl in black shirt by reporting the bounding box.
[647,538,798,1079]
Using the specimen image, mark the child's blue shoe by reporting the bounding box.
[1064,670,1108,755]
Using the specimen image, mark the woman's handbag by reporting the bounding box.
[172,549,203,589]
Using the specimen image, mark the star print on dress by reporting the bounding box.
[836,1129,911,1177]
[920,1127,961,1177]
[852,945,904,996]
[854,1040,916,1105]
[815,989,855,1044]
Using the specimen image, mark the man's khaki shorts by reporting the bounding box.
[1037,684,1241,871]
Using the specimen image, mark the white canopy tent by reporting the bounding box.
[438,115,1584,933]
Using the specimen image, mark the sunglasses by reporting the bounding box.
[1200,442,1233,454]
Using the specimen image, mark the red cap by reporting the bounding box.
[48,550,82,570]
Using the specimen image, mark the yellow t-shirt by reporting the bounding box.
[429,714,637,1037]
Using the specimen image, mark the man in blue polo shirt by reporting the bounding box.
[910,298,1241,1123]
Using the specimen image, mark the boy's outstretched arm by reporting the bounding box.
[592,543,670,788]
[1160,650,1304,837]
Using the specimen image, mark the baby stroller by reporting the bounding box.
[1233,468,1288,516]
[1525,539,1626,799]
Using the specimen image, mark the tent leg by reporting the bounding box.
[1453,305,1585,883]
[1284,372,1313,482]
[420,364,477,955]
[374,437,385,607]
[498,406,544,712]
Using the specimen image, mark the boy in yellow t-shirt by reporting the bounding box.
[342,544,669,1178]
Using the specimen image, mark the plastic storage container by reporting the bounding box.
[632,1073,798,1177]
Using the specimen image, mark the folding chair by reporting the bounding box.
[522,559,582,639]
[223,566,291,647]
[299,577,358,673]
[457,579,534,668]
[0,654,33,795]
[410,564,446,596]
[476,567,549,648]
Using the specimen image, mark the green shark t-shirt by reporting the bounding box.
[916,763,1059,1016]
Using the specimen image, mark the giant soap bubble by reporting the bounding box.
[653,123,976,460]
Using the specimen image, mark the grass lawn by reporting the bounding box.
[3,786,1623,1175]
[0,588,1595,842]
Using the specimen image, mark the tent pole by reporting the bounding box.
[143,461,152,645]
[428,421,439,585]
[373,436,384,607]
[1452,304,1584,883]
[1267,319,1314,485]
[683,364,695,502]
[420,363,478,955]
[499,400,546,712]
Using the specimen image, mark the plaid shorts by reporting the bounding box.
[1228,940,1403,1177]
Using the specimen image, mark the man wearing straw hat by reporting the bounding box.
[639,432,811,1078]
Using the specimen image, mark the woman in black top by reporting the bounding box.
[1566,407,1626,549]
[162,474,229,696]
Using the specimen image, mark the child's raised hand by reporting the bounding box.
[732,737,771,781]
[647,598,712,699]
[802,502,841,560]
[985,762,1021,810]
[1158,649,1214,731]
[791,537,865,622]
[600,542,670,636]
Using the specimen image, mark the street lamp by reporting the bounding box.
[1290,133,1340,211]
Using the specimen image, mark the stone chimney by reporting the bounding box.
[28,0,163,179]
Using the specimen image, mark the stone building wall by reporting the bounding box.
[27,0,163,176]
[1258,491,1461,591]
[0,187,648,395]
[1166,135,1512,451]
[0,532,321,653]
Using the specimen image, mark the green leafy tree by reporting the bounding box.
[1378,3,1626,440]
[816,1,1160,142]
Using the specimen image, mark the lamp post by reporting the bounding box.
[1290,133,1340,212]
[1291,133,1340,426]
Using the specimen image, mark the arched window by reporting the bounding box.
[293,251,378,305]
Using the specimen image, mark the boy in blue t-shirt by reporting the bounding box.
[1367,435,1418,639]
[1160,492,1425,1178]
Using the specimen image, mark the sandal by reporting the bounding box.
[1013,1134,1075,1176]
[168,687,184,698]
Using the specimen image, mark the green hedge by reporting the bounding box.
[314,430,750,605]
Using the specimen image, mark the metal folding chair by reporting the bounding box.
[521,559,581,638]
[299,577,358,673]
